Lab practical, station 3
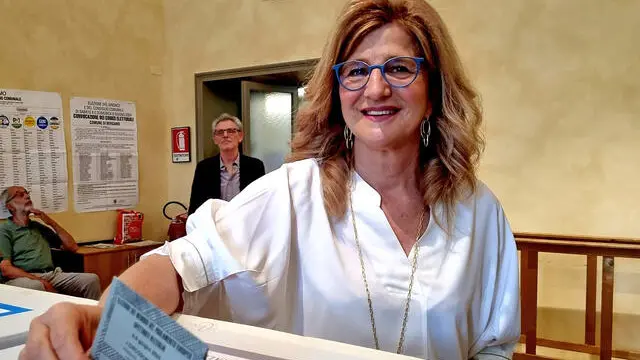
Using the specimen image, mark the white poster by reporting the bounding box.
[70,97,138,212]
[0,89,68,218]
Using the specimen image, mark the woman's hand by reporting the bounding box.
[19,303,102,360]
[19,254,182,359]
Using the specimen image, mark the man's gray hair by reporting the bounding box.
[211,113,243,133]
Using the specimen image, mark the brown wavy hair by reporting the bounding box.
[288,0,484,229]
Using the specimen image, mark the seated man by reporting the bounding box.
[0,186,101,300]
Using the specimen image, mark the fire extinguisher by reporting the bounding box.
[163,201,188,241]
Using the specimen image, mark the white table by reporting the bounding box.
[0,284,417,359]
[0,345,24,360]
[0,284,97,349]
[175,314,419,360]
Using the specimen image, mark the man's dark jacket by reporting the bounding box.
[187,154,266,215]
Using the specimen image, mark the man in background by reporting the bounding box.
[0,186,101,299]
[188,113,266,214]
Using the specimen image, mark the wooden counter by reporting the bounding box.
[52,241,163,290]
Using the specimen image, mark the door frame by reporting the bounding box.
[194,59,317,161]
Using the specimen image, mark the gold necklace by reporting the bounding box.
[349,200,426,354]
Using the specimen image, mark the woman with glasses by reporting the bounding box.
[21,0,519,359]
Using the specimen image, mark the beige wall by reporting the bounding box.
[0,0,168,242]
[449,0,640,238]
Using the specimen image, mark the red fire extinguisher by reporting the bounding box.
[163,201,188,241]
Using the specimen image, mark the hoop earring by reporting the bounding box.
[344,126,354,149]
[420,118,431,148]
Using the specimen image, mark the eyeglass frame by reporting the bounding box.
[6,189,30,204]
[332,56,425,91]
[213,128,241,137]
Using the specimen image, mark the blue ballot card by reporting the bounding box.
[91,278,208,360]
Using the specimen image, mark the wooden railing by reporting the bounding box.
[513,233,640,360]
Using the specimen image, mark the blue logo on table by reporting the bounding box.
[37,116,48,129]
[0,303,32,317]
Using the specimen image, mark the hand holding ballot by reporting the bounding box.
[20,254,180,360]
[20,272,208,360]
[20,276,209,360]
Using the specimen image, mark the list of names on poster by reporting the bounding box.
[0,89,68,217]
[70,97,139,212]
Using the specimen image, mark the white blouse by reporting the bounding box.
[146,159,520,359]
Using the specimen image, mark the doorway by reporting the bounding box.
[194,59,317,172]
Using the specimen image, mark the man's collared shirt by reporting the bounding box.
[0,219,61,280]
[219,155,241,201]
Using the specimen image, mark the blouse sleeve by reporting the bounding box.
[469,194,521,359]
[144,165,294,293]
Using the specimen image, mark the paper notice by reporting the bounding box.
[70,97,138,212]
[0,89,68,217]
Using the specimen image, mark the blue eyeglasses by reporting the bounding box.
[332,56,425,91]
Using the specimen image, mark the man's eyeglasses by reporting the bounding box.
[332,56,425,91]
[214,128,241,137]
[6,189,29,204]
